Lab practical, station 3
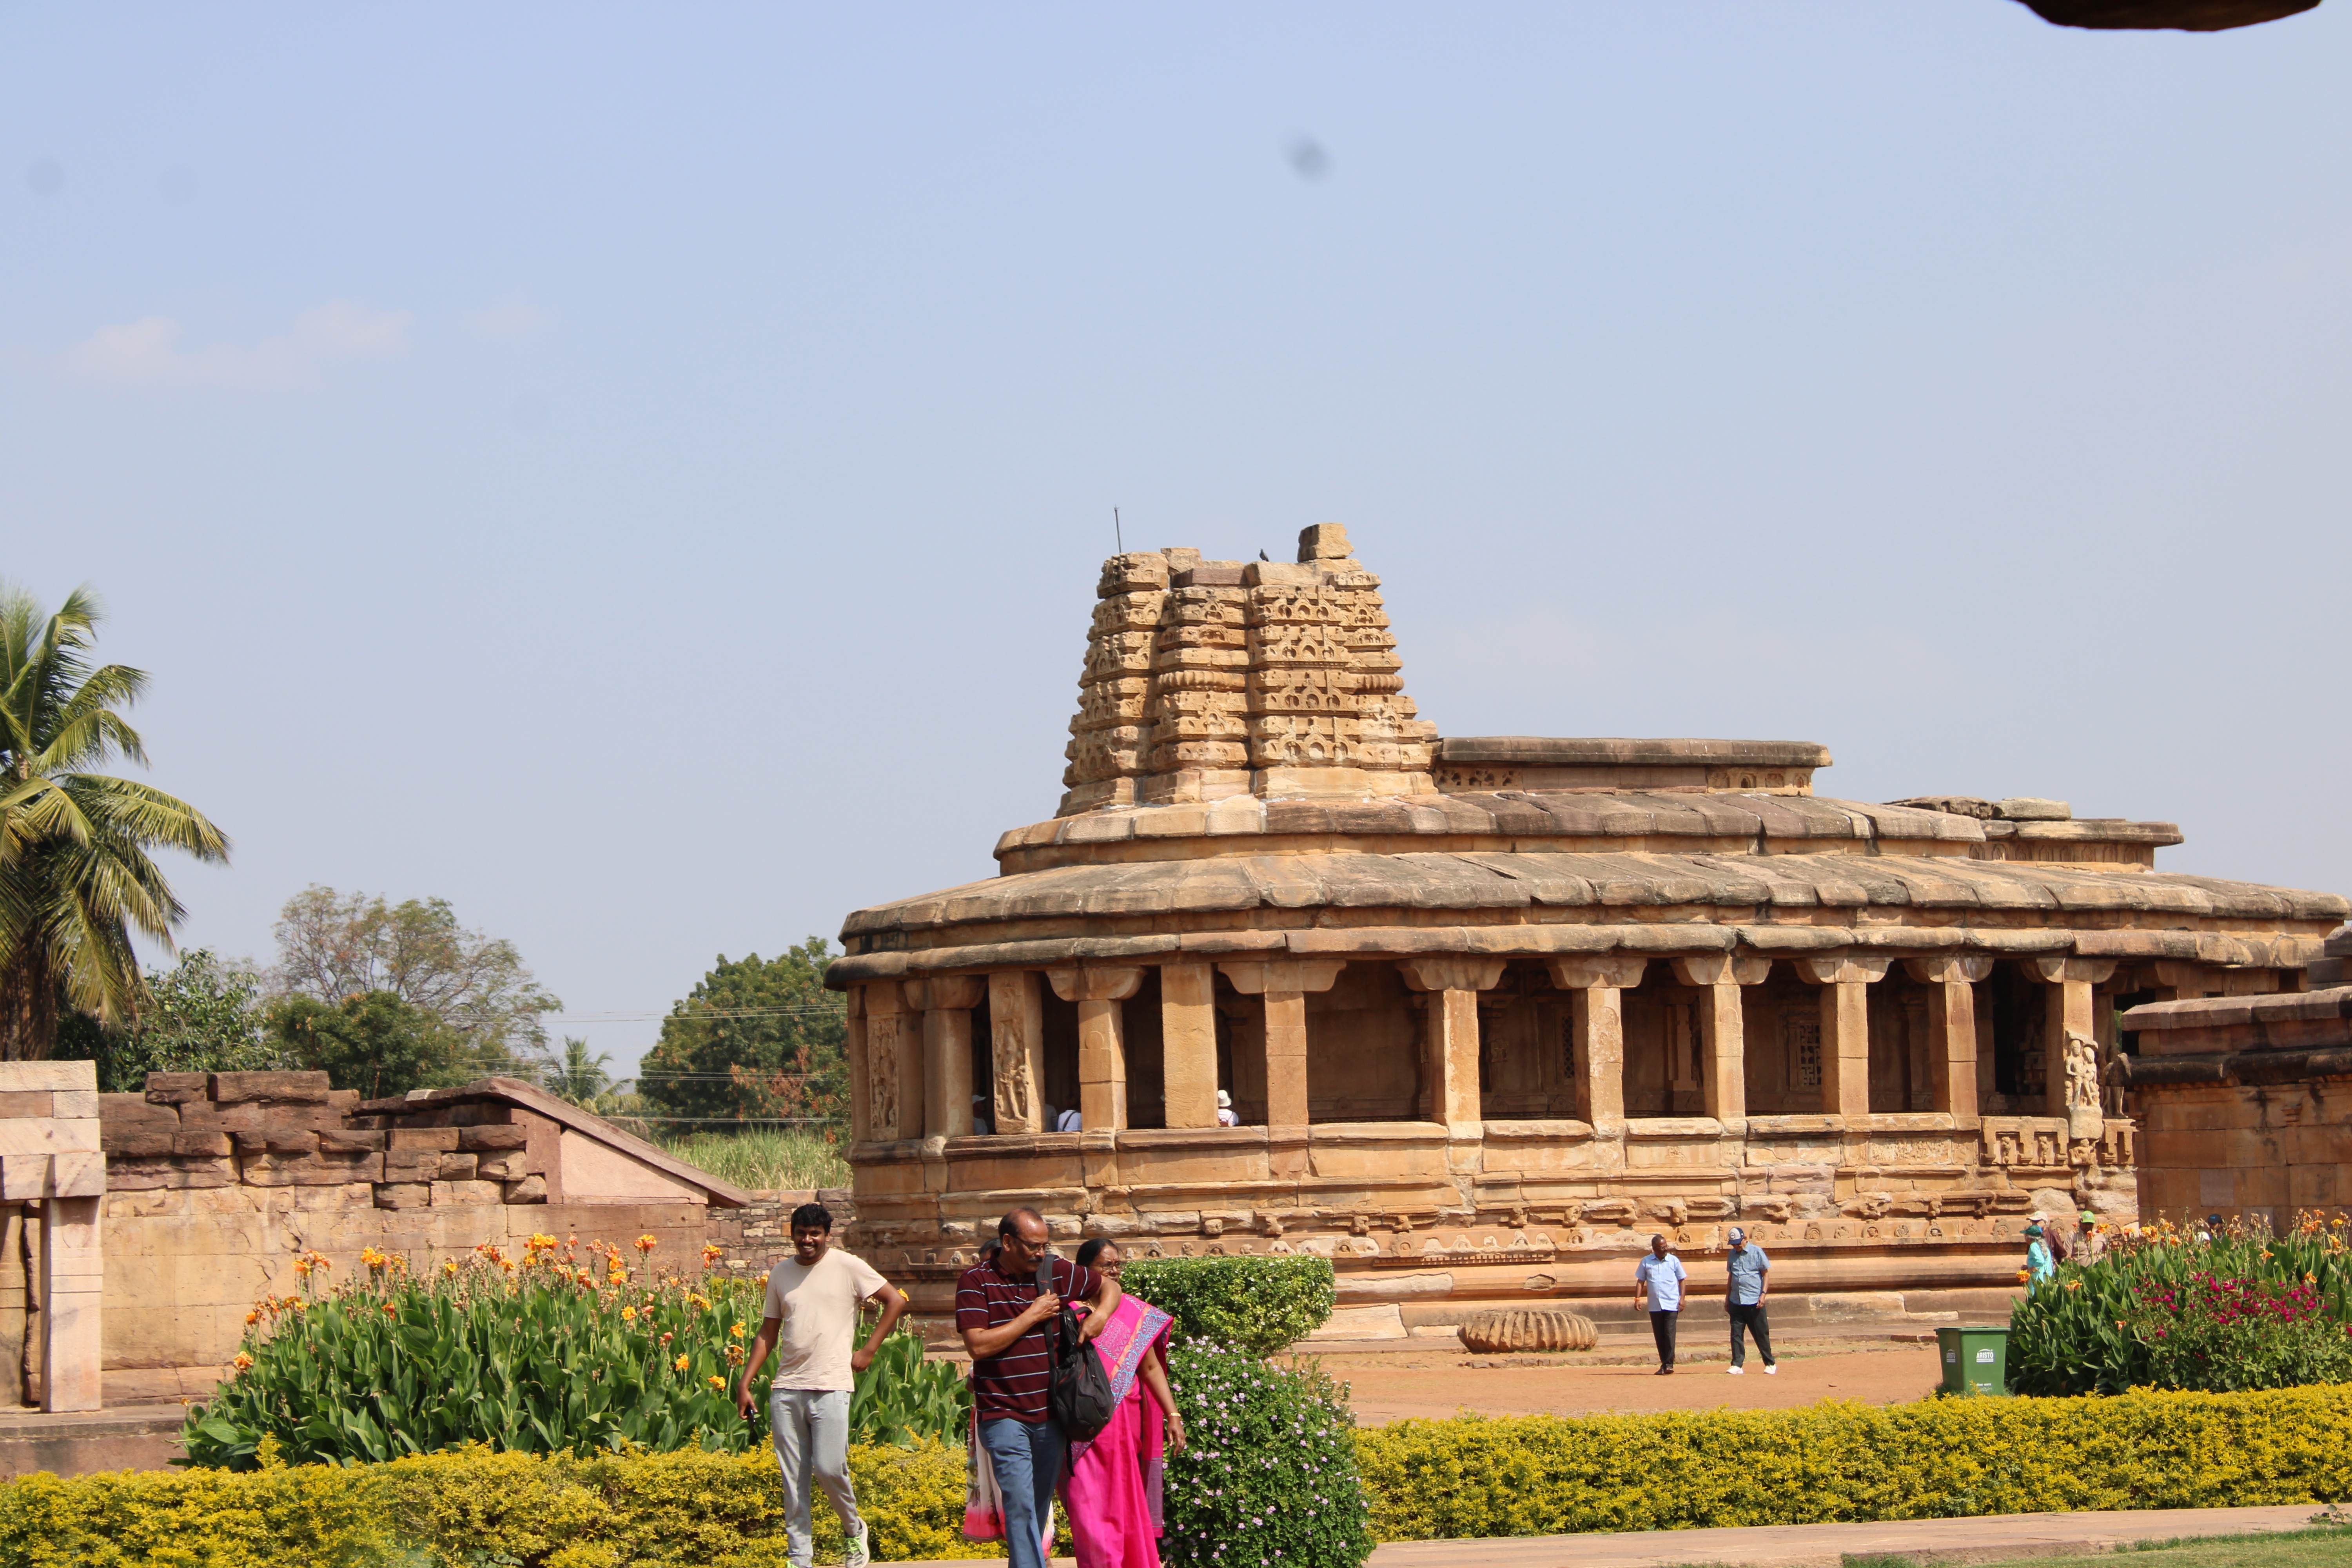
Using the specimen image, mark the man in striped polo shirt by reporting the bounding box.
[956,1207,1122,1568]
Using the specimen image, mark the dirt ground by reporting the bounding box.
[1307,1339,1946,1425]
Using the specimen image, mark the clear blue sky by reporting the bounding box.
[6,4,2347,1077]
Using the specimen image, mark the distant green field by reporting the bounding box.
[655,1127,850,1191]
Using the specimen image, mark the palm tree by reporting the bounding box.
[545,1036,614,1107]
[0,584,228,1058]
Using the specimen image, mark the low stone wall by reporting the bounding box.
[91,1073,727,1403]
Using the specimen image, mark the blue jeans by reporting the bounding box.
[979,1416,1067,1568]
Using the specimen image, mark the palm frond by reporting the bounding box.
[65,775,230,862]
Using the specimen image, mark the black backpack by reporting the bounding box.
[1035,1255,1118,1441]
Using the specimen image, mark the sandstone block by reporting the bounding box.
[1248,628,1351,666]
[388,1127,462,1153]
[1241,561,1317,588]
[1995,798,2072,822]
[1171,564,1245,587]
[1097,552,1169,596]
[100,1093,177,1134]
[474,1150,529,1181]
[437,1152,479,1181]
[1296,523,1352,561]
[1457,1309,1599,1354]
[2326,926,2352,959]
[102,1130,174,1158]
[53,1091,98,1119]
[1166,590,1246,624]
[143,1073,211,1106]
[173,1130,232,1158]
[457,1125,528,1152]
[502,1174,548,1204]
[211,1071,333,1105]
[432,1179,503,1207]
[264,1131,320,1157]
[374,1183,430,1210]
[1090,591,1168,633]
[0,1092,55,1118]
[319,1129,386,1154]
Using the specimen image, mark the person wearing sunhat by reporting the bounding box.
[1215,1089,1240,1127]
[2022,1221,2056,1291]
[1722,1227,1775,1376]
[2076,1210,2106,1263]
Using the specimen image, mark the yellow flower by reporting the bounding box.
[621,1306,639,1323]
[2307,1273,2319,1285]
[444,1259,461,1276]
[675,1353,691,1371]
[706,1375,726,1390]
[244,1310,260,1327]
[2015,1269,2030,1283]
[2064,1280,2083,1292]
[689,1294,708,1310]
[636,1234,658,1254]
[730,1322,746,1339]
[702,1243,724,1264]
[360,1247,387,1270]
[756,1273,769,1289]
[379,1302,397,1318]
[233,1352,255,1371]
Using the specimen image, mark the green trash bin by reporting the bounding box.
[1937,1326,2012,1396]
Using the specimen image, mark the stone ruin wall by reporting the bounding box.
[89,1073,725,1402]
[1061,524,1438,814]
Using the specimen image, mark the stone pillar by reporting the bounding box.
[40,1195,99,1414]
[987,971,1047,1134]
[845,985,870,1143]
[1398,957,1506,1133]
[861,983,918,1142]
[1217,959,1347,1128]
[906,977,984,1140]
[1903,956,1993,1128]
[1047,967,1145,1131]
[1795,956,1890,1120]
[1670,955,1769,1130]
[1547,956,1649,1134]
[2028,956,2116,1137]
[1160,961,1220,1129]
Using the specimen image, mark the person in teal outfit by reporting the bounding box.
[2022,1221,2055,1292]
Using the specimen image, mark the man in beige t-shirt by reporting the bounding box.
[736,1201,907,1568]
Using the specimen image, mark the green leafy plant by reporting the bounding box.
[1118,1254,1335,1357]
[652,1128,850,1191]
[2009,1212,2352,1396]
[1163,1343,1374,1568]
[184,1236,776,1468]
[848,1323,968,1448]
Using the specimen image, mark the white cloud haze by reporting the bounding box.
[61,301,412,387]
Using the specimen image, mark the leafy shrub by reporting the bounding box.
[1119,1255,1335,1357]
[848,1323,969,1447]
[2009,1213,2352,1396]
[1162,1344,1374,1568]
[1353,1387,2352,1539]
[187,1236,776,1468]
[0,1441,991,1567]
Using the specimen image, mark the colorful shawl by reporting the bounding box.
[1070,1291,1172,1463]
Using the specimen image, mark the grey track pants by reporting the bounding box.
[770,1387,862,1568]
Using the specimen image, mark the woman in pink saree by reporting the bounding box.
[1065,1241,1187,1568]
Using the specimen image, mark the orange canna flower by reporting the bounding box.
[380,1302,398,1318]
[244,1310,260,1326]
[233,1352,255,1371]
[730,1322,746,1339]
[706,1375,726,1390]
[635,1234,658,1254]
[621,1305,639,1322]
[674,1353,691,1372]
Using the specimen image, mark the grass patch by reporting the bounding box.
[1837,1521,2352,1568]
[653,1127,849,1190]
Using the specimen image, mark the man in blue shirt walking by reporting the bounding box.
[1724,1227,1776,1376]
[1633,1234,1686,1375]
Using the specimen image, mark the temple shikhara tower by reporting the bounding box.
[828,526,2349,1331]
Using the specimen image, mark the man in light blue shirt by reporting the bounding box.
[1723,1227,1776,1376]
[1633,1234,1687,1375]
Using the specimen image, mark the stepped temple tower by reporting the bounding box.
[827,526,2348,1329]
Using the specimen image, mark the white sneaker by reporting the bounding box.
[1727,1365,1744,1375]
[845,1520,870,1568]
[1763,1364,1777,1376]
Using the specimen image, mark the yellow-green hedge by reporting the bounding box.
[1354,1386,2352,1540]
[0,1440,995,1568]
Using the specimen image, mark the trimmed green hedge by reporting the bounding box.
[1119,1254,1335,1356]
[1354,1386,2352,1540]
[0,1441,985,1568]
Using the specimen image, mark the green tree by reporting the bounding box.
[269,989,466,1100]
[638,939,846,1129]
[545,1036,613,1106]
[61,949,283,1093]
[0,584,229,1057]
[270,886,559,1079]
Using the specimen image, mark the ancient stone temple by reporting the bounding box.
[826,526,2348,1327]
